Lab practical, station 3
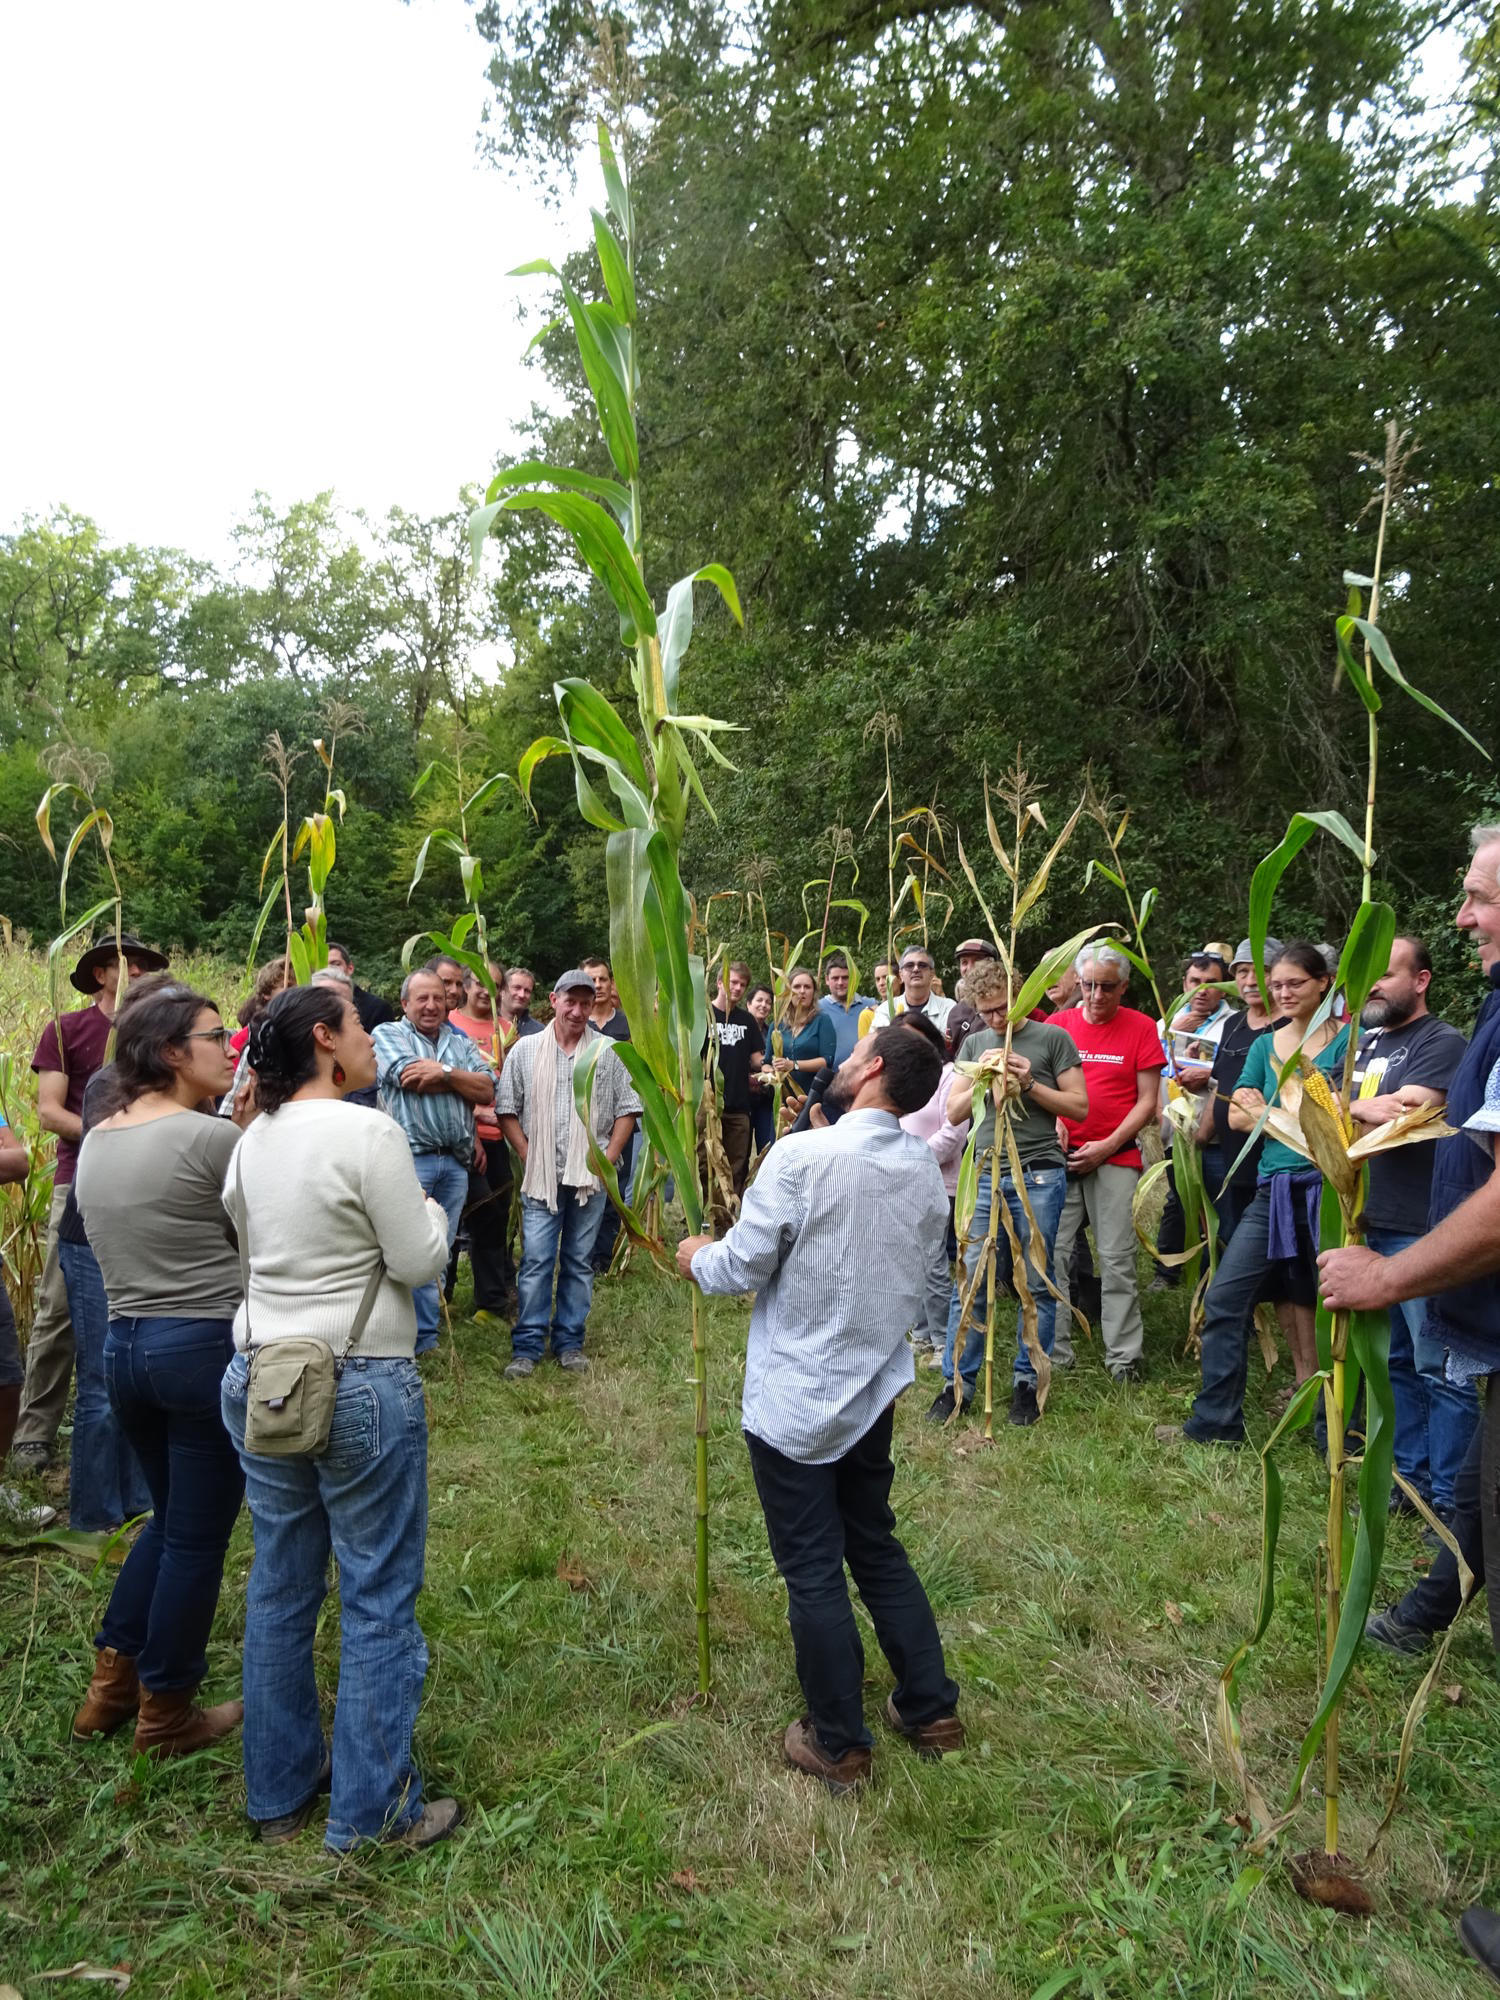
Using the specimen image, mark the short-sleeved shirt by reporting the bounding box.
[1048,1005,1166,1169]
[1210,1013,1280,1189]
[1352,1013,1468,1233]
[32,1003,113,1185]
[954,1022,1081,1171]
[712,1006,758,1115]
[1237,1025,1351,1177]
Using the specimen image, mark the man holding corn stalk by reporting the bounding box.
[678,1025,963,1793]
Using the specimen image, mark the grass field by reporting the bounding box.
[3,1262,1498,1999]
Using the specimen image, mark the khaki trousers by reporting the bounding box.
[1050,1163,1144,1372]
[15,1185,76,1452]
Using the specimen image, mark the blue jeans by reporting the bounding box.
[942,1167,1067,1393]
[513,1190,607,1360]
[99,1316,244,1690]
[1366,1225,1479,1514]
[410,1152,468,1354]
[222,1352,432,1850]
[60,1238,152,1532]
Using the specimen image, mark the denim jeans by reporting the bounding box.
[942,1167,1067,1392]
[59,1237,152,1532]
[746,1405,959,1757]
[99,1315,244,1690]
[512,1189,607,1360]
[1366,1224,1479,1515]
[1185,1186,1277,1442]
[222,1352,432,1850]
[411,1152,468,1354]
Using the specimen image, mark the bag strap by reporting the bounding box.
[236,1145,385,1367]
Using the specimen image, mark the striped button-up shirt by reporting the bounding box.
[372,1017,495,1159]
[691,1108,948,1463]
[496,1025,641,1177]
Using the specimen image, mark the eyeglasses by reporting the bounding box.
[185,1027,235,1053]
[978,1004,1009,1023]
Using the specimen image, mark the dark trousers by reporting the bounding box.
[592,1132,636,1272]
[465,1145,515,1310]
[745,1404,959,1757]
[1400,1372,1499,1643]
[100,1315,245,1690]
[1155,1166,1184,1284]
[1184,1187,1277,1443]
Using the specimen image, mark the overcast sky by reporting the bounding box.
[0,0,590,563]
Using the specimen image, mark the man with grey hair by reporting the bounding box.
[373,968,497,1353]
[1048,944,1165,1382]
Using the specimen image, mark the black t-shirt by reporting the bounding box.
[353,984,396,1034]
[711,1006,757,1115]
[1352,1013,1468,1234]
[1210,1013,1276,1190]
[594,1008,630,1042]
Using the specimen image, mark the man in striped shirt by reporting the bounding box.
[678,1026,963,1793]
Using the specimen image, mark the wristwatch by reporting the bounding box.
[441,1062,454,1077]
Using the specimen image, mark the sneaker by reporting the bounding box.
[1008,1381,1040,1427]
[1388,1489,1423,1518]
[1364,1604,1432,1656]
[1458,1904,1500,1983]
[0,1484,59,1530]
[390,1797,463,1849]
[472,1309,507,1329]
[8,1442,51,1473]
[885,1693,965,1758]
[1110,1361,1145,1386]
[925,1385,970,1423]
[1147,1273,1177,1293]
[782,1718,870,1796]
[503,1357,534,1381]
[557,1350,589,1373]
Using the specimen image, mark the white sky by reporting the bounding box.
[0,0,591,563]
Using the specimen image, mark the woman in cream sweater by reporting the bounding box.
[219,983,459,1853]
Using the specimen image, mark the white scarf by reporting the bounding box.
[520,1022,601,1212]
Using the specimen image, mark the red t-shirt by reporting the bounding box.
[448,1008,502,1138]
[32,1003,114,1185]
[1049,1004,1166,1170]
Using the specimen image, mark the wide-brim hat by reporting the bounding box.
[70,933,169,994]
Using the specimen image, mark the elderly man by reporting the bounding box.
[1048,944,1166,1382]
[497,970,640,1378]
[869,946,955,1033]
[11,932,169,1472]
[373,968,497,1353]
[678,1026,962,1793]
[818,953,870,1069]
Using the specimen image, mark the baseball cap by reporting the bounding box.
[552,969,597,997]
[1231,937,1285,969]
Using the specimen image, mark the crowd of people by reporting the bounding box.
[1,821,1499,1937]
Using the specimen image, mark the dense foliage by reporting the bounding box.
[3,1,1498,1003]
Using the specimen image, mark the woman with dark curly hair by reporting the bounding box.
[71,980,245,1756]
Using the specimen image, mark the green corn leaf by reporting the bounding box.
[258,821,286,893]
[1013,797,1085,931]
[411,760,440,798]
[288,932,312,986]
[462,770,520,816]
[58,807,113,921]
[481,461,634,534]
[450,912,477,950]
[517,735,573,811]
[1352,616,1490,757]
[612,1042,702,1233]
[245,879,284,974]
[598,119,633,240]
[591,208,636,320]
[571,1034,641,1222]
[499,491,655,645]
[1248,809,1369,1012]
[1008,923,1122,1025]
[658,575,695,710]
[605,828,675,1088]
[1081,857,1124,893]
[555,679,651,797]
[1287,1309,1395,1803]
[1334,616,1382,715]
[35,780,80,862]
[1336,899,1397,1029]
[954,1118,983,1244]
[508,258,639,481]
[691,562,743,626]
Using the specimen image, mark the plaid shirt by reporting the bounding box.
[372,1017,495,1160]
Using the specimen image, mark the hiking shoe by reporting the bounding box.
[7,1443,51,1473]
[1110,1361,1145,1386]
[0,1483,58,1530]
[782,1718,871,1796]
[885,1694,965,1759]
[366,1798,463,1852]
[255,1752,333,1845]
[557,1350,589,1373]
[503,1357,534,1381]
[1008,1381,1040,1428]
[1388,1489,1423,1518]
[1364,1605,1432,1657]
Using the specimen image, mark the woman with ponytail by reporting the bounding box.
[70,980,247,1757]
[220,984,458,1852]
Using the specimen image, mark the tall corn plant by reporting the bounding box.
[401,722,515,1023]
[950,756,1104,1436]
[35,743,129,1048]
[248,712,359,983]
[470,122,742,1696]
[1219,438,1489,1901]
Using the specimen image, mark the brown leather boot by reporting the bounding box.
[782,1718,871,1795]
[134,1685,245,1759]
[885,1693,965,1759]
[73,1646,140,1739]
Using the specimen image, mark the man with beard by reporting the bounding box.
[677,1027,962,1793]
[1348,937,1470,1521]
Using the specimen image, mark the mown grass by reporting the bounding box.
[2,1269,1497,1998]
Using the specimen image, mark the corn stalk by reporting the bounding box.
[400,719,516,1022]
[1219,438,1489,1889]
[471,122,743,1696]
[248,713,360,984]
